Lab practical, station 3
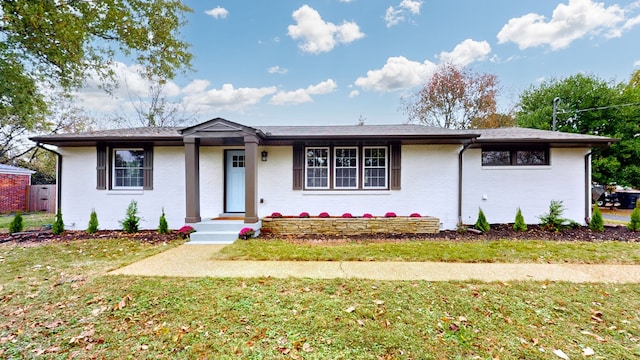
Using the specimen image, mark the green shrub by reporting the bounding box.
[513,208,527,232]
[628,204,640,232]
[9,212,24,234]
[52,211,65,235]
[589,205,604,232]
[120,200,140,233]
[538,200,568,232]
[158,209,169,234]
[87,209,99,234]
[474,208,490,233]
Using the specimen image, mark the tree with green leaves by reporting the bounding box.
[474,208,490,233]
[513,208,527,232]
[589,205,604,232]
[52,211,65,235]
[9,212,23,234]
[1,0,193,159]
[158,209,169,235]
[403,63,499,129]
[87,209,99,234]
[516,73,640,188]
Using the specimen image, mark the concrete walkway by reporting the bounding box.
[108,244,640,283]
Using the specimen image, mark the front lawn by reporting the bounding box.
[1,239,639,359]
[214,238,640,264]
[0,212,55,231]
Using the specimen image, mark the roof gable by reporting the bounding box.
[180,118,261,138]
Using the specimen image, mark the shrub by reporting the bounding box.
[9,212,23,234]
[384,212,397,218]
[52,211,65,235]
[238,227,255,240]
[270,212,283,218]
[538,200,568,232]
[362,213,373,218]
[628,204,640,232]
[456,221,467,234]
[177,225,195,239]
[589,205,604,232]
[474,208,490,233]
[318,212,330,218]
[298,212,310,218]
[513,208,527,232]
[341,213,353,218]
[158,209,169,234]
[409,213,421,217]
[87,209,99,234]
[120,200,140,233]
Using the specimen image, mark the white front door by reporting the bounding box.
[225,150,245,213]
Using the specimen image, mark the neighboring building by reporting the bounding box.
[30,118,615,237]
[0,164,35,213]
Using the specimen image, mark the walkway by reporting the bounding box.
[108,244,640,283]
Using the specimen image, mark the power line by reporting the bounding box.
[557,101,640,114]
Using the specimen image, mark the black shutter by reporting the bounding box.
[292,144,304,190]
[143,146,153,190]
[96,145,106,190]
[390,144,401,190]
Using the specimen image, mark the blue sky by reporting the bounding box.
[77,0,640,127]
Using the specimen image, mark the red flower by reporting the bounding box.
[362,213,373,218]
[341,213,353,218]
[270,212,283,218]
[384,212,397,218]
[299,212,310,218]
[410,213,421,217]
[318,212,330,218]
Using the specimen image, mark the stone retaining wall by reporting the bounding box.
[261,216,440,236]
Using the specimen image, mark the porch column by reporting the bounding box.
[244,135,259,223]
[184,137,201,223]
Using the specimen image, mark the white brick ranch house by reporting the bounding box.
[31,118,615,241]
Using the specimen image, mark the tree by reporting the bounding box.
[403,63,499,129]
[0,0,193,153]
[516,74,640,188]
[630,69,640,89]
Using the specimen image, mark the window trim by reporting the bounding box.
[362,146,388,189]
[112,148,145,189]
[481,146,550,166]
[305,147,330,189]
[333,146,359,189]
[97,145,153,191]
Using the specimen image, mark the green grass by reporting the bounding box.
[0,212,55,230]
[1,239,640,359]
[214,238,640,264]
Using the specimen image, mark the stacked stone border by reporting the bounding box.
[261,216,440,236]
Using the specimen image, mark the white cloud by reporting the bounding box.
[438,39,491,66]
[270,79,337,105]
[385,0,422,27]
[183,83,277,112]
[205,6,229,19]
[634,59,640,67]
[287,5,364,54]
[354,56,436,92]
[497,0,630,50]
[268,66,288,75]
[348,90,360,98]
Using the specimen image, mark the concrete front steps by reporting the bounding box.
[187,218,261,245]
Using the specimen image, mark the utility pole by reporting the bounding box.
[552,97,560,131]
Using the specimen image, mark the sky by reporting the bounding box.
[75,0,640,127]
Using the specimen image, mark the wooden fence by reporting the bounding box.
[28,185,56,213]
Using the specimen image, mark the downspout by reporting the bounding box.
[458,139,475,226]
[36,143,62,213]
[584,150,592,224]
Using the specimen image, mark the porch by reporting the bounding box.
[188,215,262,244]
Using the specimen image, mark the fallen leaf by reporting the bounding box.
[302,342,313,352]
[345,306,356,313]
[582,347,595,356]
[581,330,606,342]
[552,349,569,360]
[373,299,384,305]
[357,319,365,326]
[449,323,460,332]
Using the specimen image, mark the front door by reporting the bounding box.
[225,150,245,213]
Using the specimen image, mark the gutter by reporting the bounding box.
[458,139,475,226]
[35,143,62,213]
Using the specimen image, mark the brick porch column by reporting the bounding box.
[184,137,201,223]
[244,135,259,223]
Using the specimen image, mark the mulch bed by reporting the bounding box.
[0,230,179,246]
[2,225,640,247]
[260,224,640,243]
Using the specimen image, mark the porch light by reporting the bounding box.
[261,150,268,161]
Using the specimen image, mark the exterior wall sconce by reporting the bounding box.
[261,150,268,161]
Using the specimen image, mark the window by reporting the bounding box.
[96,146,153,190]
[306,147,329,188]
[114,149,144,188]
[334,147,358,188]
[299,146,394,190]
[482,147,549,166]
[363,147,387,188]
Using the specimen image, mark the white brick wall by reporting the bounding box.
[59,144,591,231]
